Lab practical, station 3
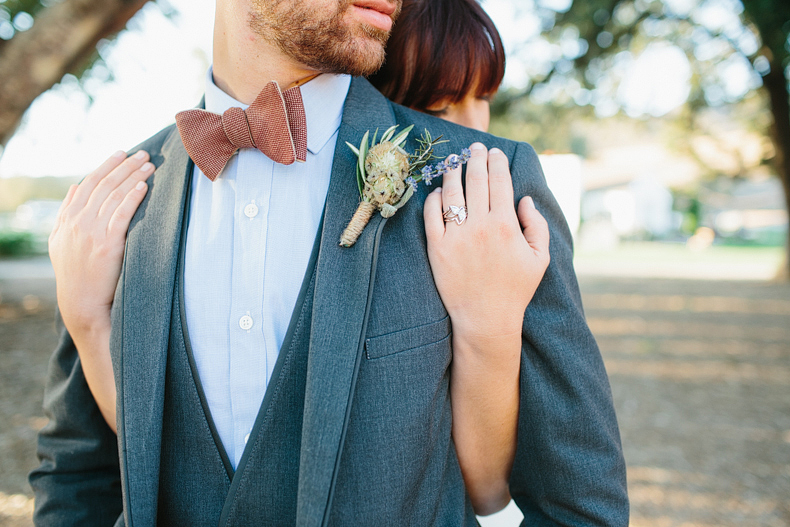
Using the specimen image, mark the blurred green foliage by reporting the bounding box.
[0,230,34,256]
[556,0,789,108]
[672,191,701,235]
[490,90,593,154]
[492,0,788,113]
[490,0,788,182]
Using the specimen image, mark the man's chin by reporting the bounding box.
[272,8,390,77]
[332,32,387,76]
[338,49,386,77]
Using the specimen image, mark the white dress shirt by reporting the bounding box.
[183,68,351,469]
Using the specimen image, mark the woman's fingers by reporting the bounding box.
[68,151,128,211]
[50,184,79,241]
[487,148,515,214]
[54,183,79,224]
[518,196,550,260]
[96,161,154,225]
[107,180,149,238]
[441,151,466,226]
[424,187,445,241]
[84,151,150,217]
[464,143,489,217]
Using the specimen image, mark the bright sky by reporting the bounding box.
[0,0,215,178]
[0,0,752,178]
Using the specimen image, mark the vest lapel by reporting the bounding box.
[111,126,191,527]
[296,77,397,527]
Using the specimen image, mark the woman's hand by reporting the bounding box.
[48,149,153,431]
[50,150,153,337]
[423,142,550,515]
[424,142,550,345]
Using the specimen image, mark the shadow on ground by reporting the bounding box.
[581,276,790,527]
[1,271,788,526]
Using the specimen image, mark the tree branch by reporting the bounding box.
[0,0,149,146]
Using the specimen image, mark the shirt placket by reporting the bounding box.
[228,149,273,467]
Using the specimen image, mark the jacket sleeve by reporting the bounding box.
[28,308,123,526]
[508,142,629,526]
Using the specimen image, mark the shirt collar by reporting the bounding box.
[204,67,351,156]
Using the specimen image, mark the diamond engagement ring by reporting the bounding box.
[442,205,468,225]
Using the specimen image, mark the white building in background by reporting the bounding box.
[538,154,582,237]
[703,177,788,243]
[578,176,677,249]
[624,175,674,237]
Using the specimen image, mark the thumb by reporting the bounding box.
[518,196,550,262]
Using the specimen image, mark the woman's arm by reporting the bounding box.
[424,143,550,515]
[48,150,154,433]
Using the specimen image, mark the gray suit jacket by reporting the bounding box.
[30,77,628,526]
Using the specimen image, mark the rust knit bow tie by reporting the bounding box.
[175,81,307,181]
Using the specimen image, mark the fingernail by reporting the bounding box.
[435,187,442,193]
[133,150,146,160]
[113,150,126,159]
[526,196,535,208]
[490,147,503,155]
[135,181,147,191]
[141,162,154,172]
[470,143,486,152]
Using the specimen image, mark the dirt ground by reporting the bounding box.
[1,271,789,526]
[582,277,790,527]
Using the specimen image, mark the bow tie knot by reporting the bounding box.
[222,107,257,150]
[176,81,308,181]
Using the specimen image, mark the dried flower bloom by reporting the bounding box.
[363,141,410,206]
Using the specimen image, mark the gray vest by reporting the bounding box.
[157,208,320,526]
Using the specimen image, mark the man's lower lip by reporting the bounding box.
[350,5,393,31]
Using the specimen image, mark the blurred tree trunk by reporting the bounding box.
[0,0,149,147]
[740,0,790,278]
[762,62,790,278]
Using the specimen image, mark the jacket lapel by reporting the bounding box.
[111,126,191,527]
[296,77,397,527]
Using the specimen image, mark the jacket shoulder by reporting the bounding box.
[388,102,536,160]
[127,123,178,158]
[386,101,540,181]
[388,101,532,147]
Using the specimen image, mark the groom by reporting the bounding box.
[31,0,628,525]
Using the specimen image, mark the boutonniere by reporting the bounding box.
[339,125,471,247]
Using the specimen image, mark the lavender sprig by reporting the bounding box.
[419,147,472,186]
[407,130,472,188]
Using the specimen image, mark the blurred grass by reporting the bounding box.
[574,242,786,281]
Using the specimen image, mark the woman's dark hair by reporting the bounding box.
[368,0,506,111]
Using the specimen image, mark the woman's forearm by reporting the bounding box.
[450,329,521,516]
[422,143,549,515]
[71,323,118,433]
[48,150,153,435]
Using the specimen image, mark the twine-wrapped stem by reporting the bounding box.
[339,200,377,247]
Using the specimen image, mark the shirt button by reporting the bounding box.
[244,202,259,218]
[244,433,250,444]
[239,315,254,330]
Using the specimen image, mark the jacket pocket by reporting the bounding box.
[364,315,451,360]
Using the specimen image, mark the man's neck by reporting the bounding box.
[212,6,318,104]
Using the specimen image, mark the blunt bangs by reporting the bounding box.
[369,0,506,112]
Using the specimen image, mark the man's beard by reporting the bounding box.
[250,0,398,77]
